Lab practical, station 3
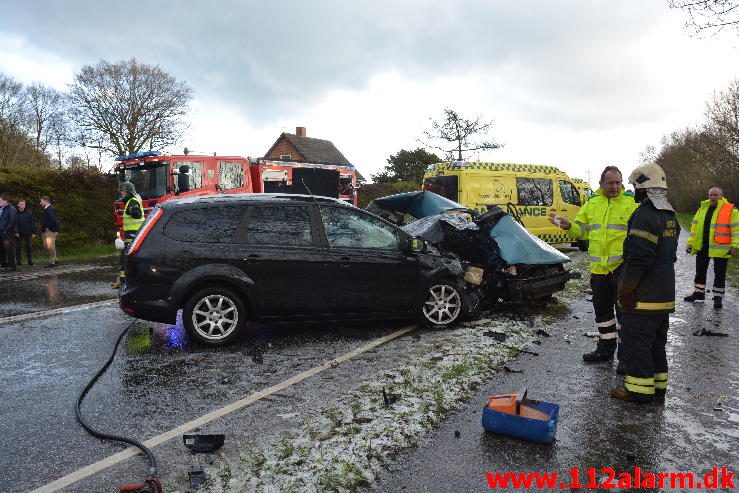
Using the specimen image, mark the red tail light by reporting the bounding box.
[127,209,163,257]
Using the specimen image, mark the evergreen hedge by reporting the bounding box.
[0,166,118,248]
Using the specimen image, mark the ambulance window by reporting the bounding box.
[423,176,459,203]
[219,161,245,190]
[559,180,581,206]
[516,178,553,206]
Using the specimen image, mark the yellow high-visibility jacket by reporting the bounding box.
[566,188,638,274]
[687,197,739,258]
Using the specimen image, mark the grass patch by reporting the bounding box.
[56,242,117,263]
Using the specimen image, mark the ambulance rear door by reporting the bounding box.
[514,175,555,237]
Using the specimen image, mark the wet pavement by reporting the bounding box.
[373,234,738,492]
[0,233,736,492]
[0,260,117,318]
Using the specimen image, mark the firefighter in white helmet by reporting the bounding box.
[611,163,679,404]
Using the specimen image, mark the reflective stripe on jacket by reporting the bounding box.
[620,202,680,314]
[122,195,145,242]
[687,197,739,258]
[566,188,638,274]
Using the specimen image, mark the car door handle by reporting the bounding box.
[339,256,351,268]
[244,254,261,262]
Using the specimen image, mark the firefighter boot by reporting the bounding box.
[653,389,666,404]
[582,338,616,363]
[610,386,653,404]
[713,296,723,309]
[683,292,705,303]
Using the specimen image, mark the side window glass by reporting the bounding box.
[219,161,244,190]
[559,180,581,206]
[321,207,399,249]
[174,161,203,190]
[245,206,313,246]
[516,178,553,206]
[163,206,247,243]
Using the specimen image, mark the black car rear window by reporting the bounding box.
[163,206,247,243]
[243,206,313,246]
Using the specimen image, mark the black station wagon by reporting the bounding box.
[119,194,482,345]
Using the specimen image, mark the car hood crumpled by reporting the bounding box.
[369,190,570,266]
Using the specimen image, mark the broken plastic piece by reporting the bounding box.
[188,469,207,487]
[692,328,729,337]
[382,387,398,407]
[183,434,225,453]
[483,330,508,342]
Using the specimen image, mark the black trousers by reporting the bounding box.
[15,234,33,265]
[1,234,16,268]
[694,251,728,296]
[620,312,669,395]
[590,268,621,339]
[119,242,131,280]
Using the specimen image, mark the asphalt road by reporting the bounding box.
[0,234,736,492]
[372,235,738,492]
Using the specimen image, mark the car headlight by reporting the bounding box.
[464,266,484,285]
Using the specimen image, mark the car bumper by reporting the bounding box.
[503,270,575,300]
[119,283,178,324]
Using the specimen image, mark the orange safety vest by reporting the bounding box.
[714,202,735,245]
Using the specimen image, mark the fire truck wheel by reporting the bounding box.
[421,281,467,327]
[183,287,246,346]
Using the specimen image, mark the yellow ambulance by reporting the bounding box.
[423,161,586,245]
[572,177,595,204]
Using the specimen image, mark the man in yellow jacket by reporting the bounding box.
[684,187,738,309]
[549,166,638,365]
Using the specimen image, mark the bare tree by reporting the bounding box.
[0,73,27,130]
[669,0,739,36]
[421,107,502,161]
[24,82,66,152]
[68,58,193,156]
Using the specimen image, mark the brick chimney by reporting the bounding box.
[296,126,306,137]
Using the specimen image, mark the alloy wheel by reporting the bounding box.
[423,284,462,325]
[191,294,239,340]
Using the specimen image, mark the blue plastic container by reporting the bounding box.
[481,390,559,444]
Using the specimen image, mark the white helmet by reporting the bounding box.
[628,163,667,190]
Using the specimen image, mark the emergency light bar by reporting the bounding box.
[115,151,162,161]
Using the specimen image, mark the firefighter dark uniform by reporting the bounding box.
[565,187,637,362]
[612,164,679,404]
[113,182,144,288]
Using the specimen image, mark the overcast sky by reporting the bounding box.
[1,0,737,184]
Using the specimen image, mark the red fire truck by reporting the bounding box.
[113,151,253,230]
[249,158,358,206]
[114,151,359,230]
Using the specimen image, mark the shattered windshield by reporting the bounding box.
[119,162,169,200]
[321,207,399,249]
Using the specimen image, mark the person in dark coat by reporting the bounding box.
[611,163,679,405]
[14,199,36,267]
[0,193,18,272]
[40,195,58,267]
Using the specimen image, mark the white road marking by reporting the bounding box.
[31,324,417,493]
[0,299,118,326]
[0,264,112,282]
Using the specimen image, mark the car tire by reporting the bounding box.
[183,287,246,346]
[421,280,468,327]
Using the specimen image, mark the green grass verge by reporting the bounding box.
[21,241,117,265]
